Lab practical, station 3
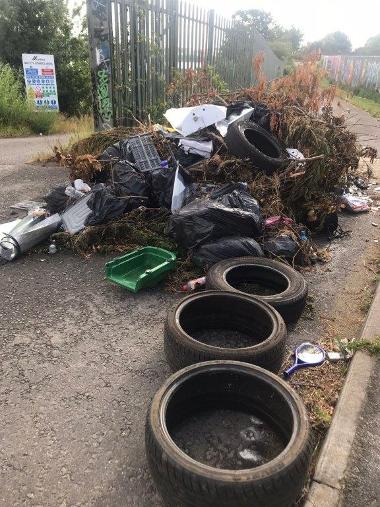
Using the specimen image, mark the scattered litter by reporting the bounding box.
[215,107,254,137]
[171,166,189,212]
[0,214,61,261]
[168,183,263,249]
[372,222,378,227]
[0,219,22,236]
[353,176,369,190]
[126,134,162,172]
[48,241,57,255]
[65,185,86,199]
[326,351,352,362]
[61,193,93,234]
[283,342,325,377]
[374,187,380,192]
[265,216,293,228]
[105,246,176,292]
[263,235,299,260]
[164,105,227,136]
[10,201,46,211]
[286,148,305,161]
[181,276,206,292]
[178,138,213,158]
[192,237,263,267]
[341,194,370,213]
[73,179,91,192]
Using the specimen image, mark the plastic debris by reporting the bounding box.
[263,235,299,260]
[126,134,162,172]
[10,201,47,211]
[181,276,206,292]
[171,166,188,212]
[0,214,62,261]
[341,193,370,213]
[164,105,227,137]
[48,242,57,254]
[168,184,263,249]
[264,216,293,227]
[215,107,254,137]
[286,148,305,161]
[105,246,176,292]
[283,342,325,377]
[178,138,213,158]
[61,193,93,234]
[73,179,91,192]
[192,237,263,267]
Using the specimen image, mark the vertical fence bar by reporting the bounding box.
[88,0,284,127]
[206,9,214,67]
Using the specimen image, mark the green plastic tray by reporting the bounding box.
[105,246,176,293]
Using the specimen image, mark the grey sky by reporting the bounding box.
[188,0,380,49]
[74,0,380,49]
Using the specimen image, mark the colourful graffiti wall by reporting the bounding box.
[322,55,380,90]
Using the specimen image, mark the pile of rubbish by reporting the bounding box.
[1,62,377,277]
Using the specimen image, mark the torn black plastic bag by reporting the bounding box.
[192,237,264,267]
[148,166,176,208]
[263,235,299,260]
[112,161,150,198]
[168,186,263,249]
[85,186,146,226]
[210,183,262,214]
[148,165,195,209]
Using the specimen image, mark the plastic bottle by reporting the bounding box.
[48,241,57,255]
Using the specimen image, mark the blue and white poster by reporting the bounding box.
[22,54,59,111]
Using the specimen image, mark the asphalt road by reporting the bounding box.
[0,121,379,506]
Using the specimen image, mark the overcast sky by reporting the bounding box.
[74,0,380,49]
[188,0,379,48]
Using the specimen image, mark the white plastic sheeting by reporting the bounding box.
[164,105,226,137]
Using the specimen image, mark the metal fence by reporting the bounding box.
[87,0,284,129]
[322,55,380,91]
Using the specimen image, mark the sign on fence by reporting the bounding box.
[22,54,59,111]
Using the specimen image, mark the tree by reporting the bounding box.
[0,0,91,116]
[355,34,380,56]
[232,9,303,60]
[318,31,352,55]
[233,9,275,40]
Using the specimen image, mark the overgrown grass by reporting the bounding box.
[334,85,380,118]
[0,62,94,138]
[346,336,380,357]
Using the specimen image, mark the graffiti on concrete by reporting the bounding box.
[97,68,112,124]
[322,55,380,90]
[87,0,113,129]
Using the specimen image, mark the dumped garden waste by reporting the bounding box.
[0,61,377,285]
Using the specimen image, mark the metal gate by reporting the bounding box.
[87,0,284,129]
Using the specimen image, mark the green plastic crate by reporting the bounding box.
[105,246,176,293]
